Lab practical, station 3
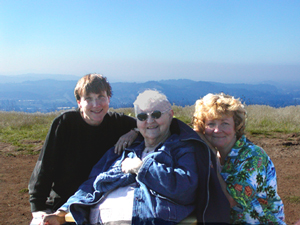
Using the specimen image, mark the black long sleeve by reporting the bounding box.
[28,109,136,212]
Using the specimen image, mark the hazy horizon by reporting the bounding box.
[0,72,299,87]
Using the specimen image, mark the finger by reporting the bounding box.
[118,142,127,155]
[115,143,123,155]
[114,143,119,154]
[117,141,128,154]
[116,146,122,155]
[114,140,123,154]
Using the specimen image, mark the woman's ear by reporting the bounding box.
[169,109,174,117]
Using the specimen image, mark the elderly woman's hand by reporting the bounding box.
[121,157,143,174]
[115,129,139,155]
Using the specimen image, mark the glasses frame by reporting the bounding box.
[137,109,170,121]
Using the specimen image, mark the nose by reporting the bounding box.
[146,114,154,123]
[213,125,221,132]
[92,99,101,107]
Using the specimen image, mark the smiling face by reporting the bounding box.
[136,102,173,147]
[77,91,110,126]
[204,115,237,154]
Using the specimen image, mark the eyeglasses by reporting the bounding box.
[137,109,169,121]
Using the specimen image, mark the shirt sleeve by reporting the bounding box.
[115,113,137,133]
[28,115,66,212]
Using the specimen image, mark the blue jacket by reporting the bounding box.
[60,119,230,224]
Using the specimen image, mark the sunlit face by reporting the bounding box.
[136,103,173,146]
[204,115,236,152]
[77,91,110,126]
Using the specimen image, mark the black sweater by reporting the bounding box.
[28,109,136,212]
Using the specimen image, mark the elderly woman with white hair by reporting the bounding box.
[42,89,218,225]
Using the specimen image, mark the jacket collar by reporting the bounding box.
[130,118,206,147]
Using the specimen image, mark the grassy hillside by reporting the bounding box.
[1,105,300,155]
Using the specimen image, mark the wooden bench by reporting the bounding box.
[65,212,197,224]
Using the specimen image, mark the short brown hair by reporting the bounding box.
[74,73,112,101]
[193,93,247,140]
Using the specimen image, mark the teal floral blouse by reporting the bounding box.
[220,135,285,224]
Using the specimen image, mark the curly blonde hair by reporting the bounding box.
[193,93,247,140]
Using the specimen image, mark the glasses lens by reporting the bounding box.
[137,113,148,121]
[151,111,162,119]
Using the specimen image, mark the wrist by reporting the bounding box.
[55,211,67,224]
[131,128,139,134]
[134,160,143,174]
[54,210,67,217]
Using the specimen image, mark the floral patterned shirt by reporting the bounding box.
[220,135,285,224]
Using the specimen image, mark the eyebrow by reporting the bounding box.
[220,118,231,122]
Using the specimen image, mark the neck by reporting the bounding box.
[144,145,159,153]
[218,137,237,165]
[218,150,228,165]
[145,130,171,148]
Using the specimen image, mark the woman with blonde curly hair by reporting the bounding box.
[193,93,285,224]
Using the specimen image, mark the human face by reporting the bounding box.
[77,91,110,126]
[136,104,173,147]
[204,115,236,154]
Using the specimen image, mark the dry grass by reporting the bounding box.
[0,111,59,153]
[246,105,300,134]
[0,105,299,154]
[0,111,59,130]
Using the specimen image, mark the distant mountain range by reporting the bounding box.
[0,74,299,112]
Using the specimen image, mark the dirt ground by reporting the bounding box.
[0,132,299,225]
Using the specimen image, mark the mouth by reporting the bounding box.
[212,136,225,139]
[91,109,103,114]
[147,125,159,130]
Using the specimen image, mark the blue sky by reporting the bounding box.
[1,0,299,83]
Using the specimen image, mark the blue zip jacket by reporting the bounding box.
[60,119,230,224]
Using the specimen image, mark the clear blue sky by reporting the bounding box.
[1,0,299,83]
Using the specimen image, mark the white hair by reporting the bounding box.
[133,89,172,116]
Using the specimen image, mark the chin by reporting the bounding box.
[93,114,104,120]
[213,143,224,149]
